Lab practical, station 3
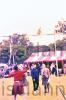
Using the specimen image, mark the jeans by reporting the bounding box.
[33,78,39,91]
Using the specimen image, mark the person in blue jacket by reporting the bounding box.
[31,64,40,95]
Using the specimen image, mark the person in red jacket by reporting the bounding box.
[4,65,27,100]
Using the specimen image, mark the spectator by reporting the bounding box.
[31,64,40,95]
[41,64,50,93]
[51,64,57,76]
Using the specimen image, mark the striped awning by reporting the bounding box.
[24,51,66,63]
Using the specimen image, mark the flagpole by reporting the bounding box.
[54,33,58,76]
[8,36,12,65]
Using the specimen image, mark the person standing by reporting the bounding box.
[50,63,57,76]
[4,65,27,100]
[31,64,40,95]
[41,64,50,93]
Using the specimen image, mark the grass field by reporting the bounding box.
[0,75,66,100]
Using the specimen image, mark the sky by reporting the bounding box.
[0,0,65,44]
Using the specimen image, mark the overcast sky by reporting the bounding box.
[0,0,65,36]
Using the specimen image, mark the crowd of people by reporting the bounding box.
[30,63,57,95]
[0,62,58,100]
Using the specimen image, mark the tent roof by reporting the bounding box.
[24,51,66,63]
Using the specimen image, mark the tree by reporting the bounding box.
[0,33,33,64]
[0,38,10,63]
[54,19,66,34]
[0,48,9,63]
[48,37,66,51]
[11,34,33,64]
[49,43,55,51]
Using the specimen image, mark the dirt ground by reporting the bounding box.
[0,75,66,100]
